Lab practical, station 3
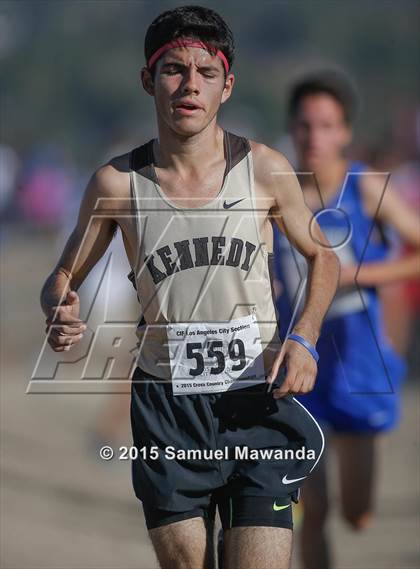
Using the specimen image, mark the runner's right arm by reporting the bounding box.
[40,165,119,351]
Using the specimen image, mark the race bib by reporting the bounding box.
[167,313,265,395]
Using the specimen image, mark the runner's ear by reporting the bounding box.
[141,67,154,95]
[221,73,235,104]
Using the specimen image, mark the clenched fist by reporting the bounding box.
[45,291,86,352]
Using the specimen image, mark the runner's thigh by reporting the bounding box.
[149,515,215,569]
[224,526,292,569]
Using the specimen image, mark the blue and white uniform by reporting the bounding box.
[273,162,406,432]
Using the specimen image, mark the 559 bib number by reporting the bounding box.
[167,313,265,395]
[187,339,246,376]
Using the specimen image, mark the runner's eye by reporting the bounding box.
[162,65,183,75]
[199,68,218,79]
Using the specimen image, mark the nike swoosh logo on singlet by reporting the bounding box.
[282,475,307,485]
[273,502,291,511]
[223,198,245,209]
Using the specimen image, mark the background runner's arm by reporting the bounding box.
[342,174,420,287]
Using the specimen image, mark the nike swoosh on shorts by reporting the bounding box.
[282,475,307,485]
[273,502,291,511]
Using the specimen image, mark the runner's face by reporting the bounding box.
[291,94,351,169]
[146,47,234,136]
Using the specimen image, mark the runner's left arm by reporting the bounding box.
[253,143,340,398]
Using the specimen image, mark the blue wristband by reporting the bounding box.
[287,333,319,363]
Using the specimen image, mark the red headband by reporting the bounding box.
[148,38,230,74]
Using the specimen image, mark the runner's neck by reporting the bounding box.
[154,122,224,177]
[298,158,349,206]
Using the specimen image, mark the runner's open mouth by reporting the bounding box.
[174,102,201,111]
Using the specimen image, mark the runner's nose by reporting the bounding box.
[182,67,200,96]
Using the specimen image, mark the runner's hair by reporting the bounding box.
[144,5,235,76]
[288,70,358,125]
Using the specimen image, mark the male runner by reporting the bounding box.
[40,7,340,569]
[273,71,420,569]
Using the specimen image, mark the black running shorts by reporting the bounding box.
[130,366,324,528]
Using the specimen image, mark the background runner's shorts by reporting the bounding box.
[130,366,324,513]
